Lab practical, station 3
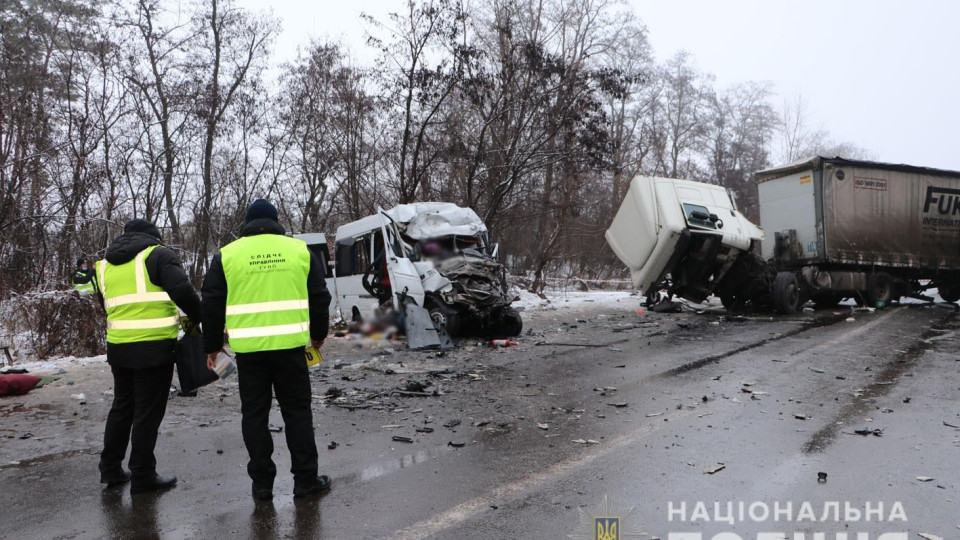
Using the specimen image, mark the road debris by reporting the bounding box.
[443,419,461,428]
[537,423,549,430]
[817,472,828,483]
[448,441,465,448]
[268,425,283,433]
[327,441,338,450]
[703,464,725,474]
[916,476,934,482]
[608,402,628,408]
[809,367,825,374]
[392,435,413,443]
[852,428,884,437]
[793,414,807,420]
[571,439,600,444]
[917,534,943,540]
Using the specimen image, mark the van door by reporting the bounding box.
[332,234,380,320]
[377,209,426,309]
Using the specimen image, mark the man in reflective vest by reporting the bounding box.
[201,199,331,500]
[72,258,94,293]
[92,219,201,494]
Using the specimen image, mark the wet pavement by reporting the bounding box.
[1,301,959,538]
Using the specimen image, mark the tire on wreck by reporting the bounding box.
[772,271,802,314]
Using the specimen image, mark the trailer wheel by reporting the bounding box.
[938,284,960,303]
[772,271,802,314]
[865,272,895,308]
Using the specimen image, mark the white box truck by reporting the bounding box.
[607,157,960,313]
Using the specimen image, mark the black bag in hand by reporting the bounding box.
[175,334,217,394]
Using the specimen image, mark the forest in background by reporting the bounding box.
[0,0,870,296]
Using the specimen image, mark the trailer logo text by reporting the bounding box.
[922,186,960,228]
[853,176,887,191]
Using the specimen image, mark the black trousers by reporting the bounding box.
[99,363,174,478]
[236,347,318,488]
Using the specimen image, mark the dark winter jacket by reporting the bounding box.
[200,219,331,354]
[72,267,93,285]
[94,232,202,369]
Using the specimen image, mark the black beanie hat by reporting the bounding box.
[245,199,279,224]
[124,218,163,241]
[76,258,86,266]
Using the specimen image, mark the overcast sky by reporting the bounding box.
[238,0,960,171]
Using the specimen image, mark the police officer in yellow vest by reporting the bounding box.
[72,258,95,293]
[92,219,201,494]
[201,199,332,501]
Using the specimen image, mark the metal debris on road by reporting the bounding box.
[852,428,884,437]
[809,367,825,374]
[793,414,807,420]
[448,441,466,448]
[537,423,549,430]
[392,435,413,443]
[916,476,934,482]
[704,464,725,474]
[817,472,828,483]
[608,402,628,408]
[268,425,283,433]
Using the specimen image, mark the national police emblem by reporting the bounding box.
[567,495,643,540]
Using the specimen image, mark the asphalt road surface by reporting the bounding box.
[2,299,958,539]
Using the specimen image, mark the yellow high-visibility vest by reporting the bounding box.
[221,234,311,353]
[96,246,179,344]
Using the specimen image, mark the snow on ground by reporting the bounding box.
[512,288,638,311]
[3,355,107,374]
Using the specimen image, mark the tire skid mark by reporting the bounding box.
[802,310,957,453]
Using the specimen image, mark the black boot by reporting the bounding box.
[252,484,274,500]
[130,474,177,495]
[293,475,331,498]
[100,470,131,487]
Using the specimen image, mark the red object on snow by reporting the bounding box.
[0,374,42,397]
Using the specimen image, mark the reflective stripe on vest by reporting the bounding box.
[98,245,179,344]
[73,279,94,293]
[221,235,311,353]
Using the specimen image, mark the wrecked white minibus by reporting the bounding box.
[312,203,522,339]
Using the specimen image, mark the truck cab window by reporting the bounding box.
[682,203,717,230]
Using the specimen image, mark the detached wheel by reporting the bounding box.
[864,272,895,308]
[938,283,960,303]
[494,308,523,338]
[428,304,462,337]
[772,271,802,314]
[811,292,843,309]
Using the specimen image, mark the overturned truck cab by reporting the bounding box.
[605,175,769,310]
[328,202,522,339]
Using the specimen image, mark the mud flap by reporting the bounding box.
[402,298,454,351]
